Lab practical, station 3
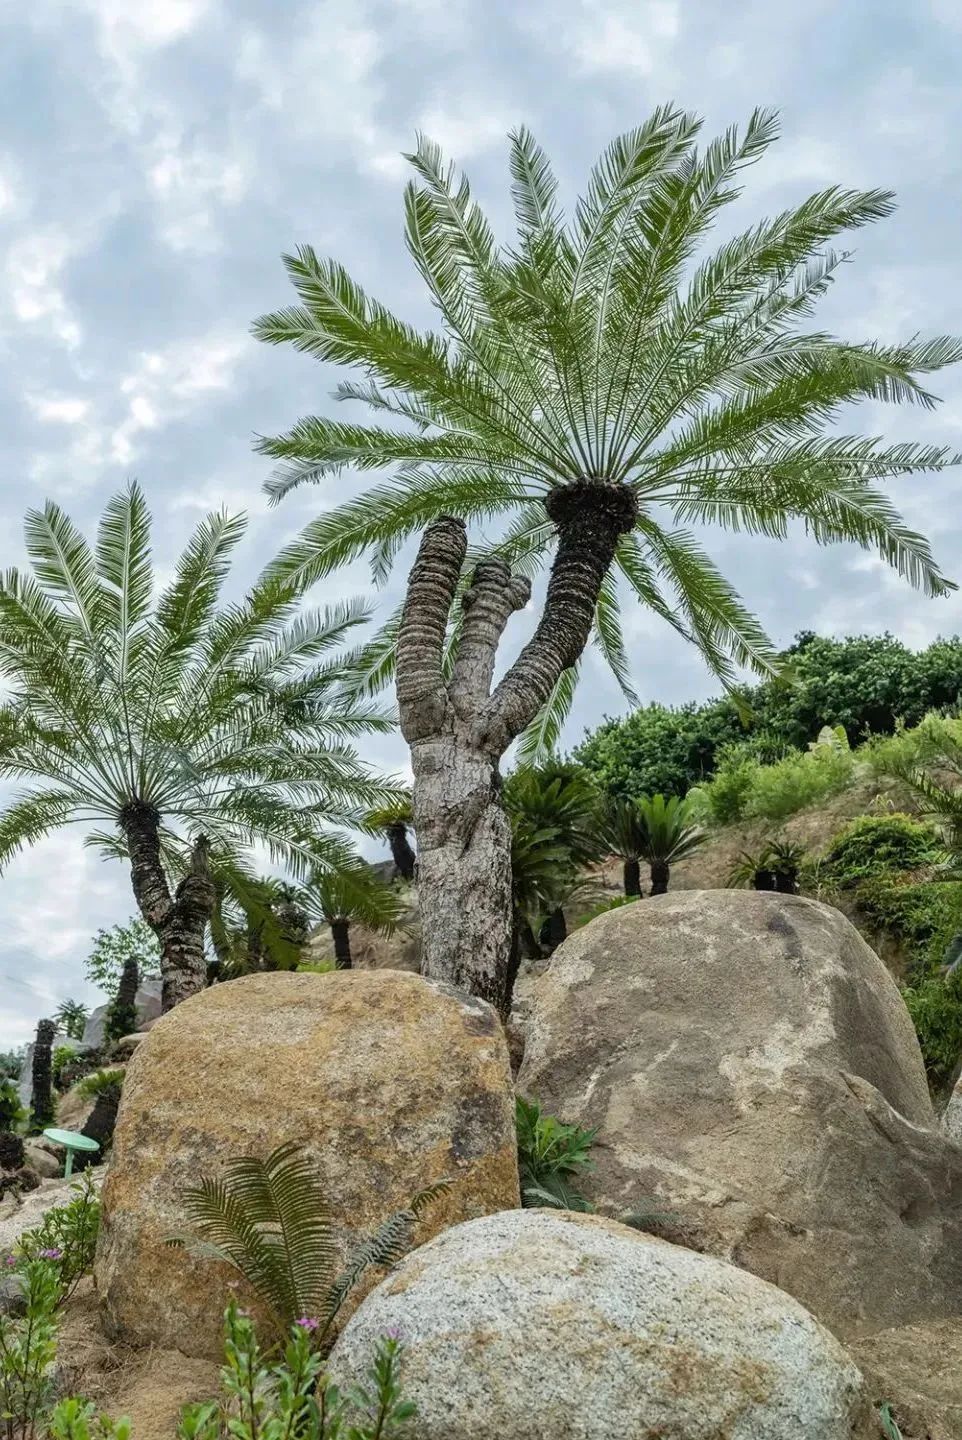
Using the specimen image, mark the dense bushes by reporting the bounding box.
[693,733,856,826]
[575,632,962,800]
[819,815,944,889]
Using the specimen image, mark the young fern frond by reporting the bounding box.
[169,1144,449,1345]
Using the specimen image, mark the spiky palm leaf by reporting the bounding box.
[255,108,960,758]
[302,859,406,932]
[0,484,402,900]
[636,794,706,865]
[170,1143,448,1346]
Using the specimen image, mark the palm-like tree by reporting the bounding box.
[301,861,406,969]
[636,794,705,894]
[504,762,603,954]
[366,795,417,881]
[0,485,400,1011]
[253,107,961,1013]
[55,999,89,1041]
[602,798,649,897]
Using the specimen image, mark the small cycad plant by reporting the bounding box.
[169,1142,448,1347]
[516,1096,597,1212]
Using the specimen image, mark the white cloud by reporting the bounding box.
[2,231,81,348]
[147,131,250,252]
[27,395,89,424]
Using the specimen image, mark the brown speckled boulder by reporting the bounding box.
[95,970,519,1358]
[518,891,962,1337]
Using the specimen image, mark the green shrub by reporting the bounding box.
[742,745,855,822]
[16,1172,101,1306]
[699,755,760,825]
[53,1045,78,1091]
[904,969,962,1093]
[0,1078,24,1131]
[862,713,962,780]
[76,1068,125,1101]
[0,1257,61,1435]
[516,1096,596,1211]
[0,1049,24,1082]
[176,1305,414,1440]
[574,633,962,801]
[820,815,944,889]
[574,699,745,801]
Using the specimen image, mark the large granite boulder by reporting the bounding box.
[95,970,519,1358]
[518,890,962,1337]
[330,1209,873,1440]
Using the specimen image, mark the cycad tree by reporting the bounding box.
[602,798,649,897]
[365,795,416,881]
[636,793,705,894]
[0,485,399,1011]
[254,106,960,1014]
[301,861,405,969]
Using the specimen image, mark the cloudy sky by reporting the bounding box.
[1,0,961,1045]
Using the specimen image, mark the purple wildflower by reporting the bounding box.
[38,1248,62,1261]
[3,1255,16,1267]
[294,1317,319,1332]
[384,1326,402,1342]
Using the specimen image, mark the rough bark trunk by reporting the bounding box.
[753,869,776,892]
[331,919,353,969]
[398,485,637,1017]
[623,857,642,897]
[77,1085,122,1168]
[386,823,416,882]
[104,955,139,1046]
[650,859,670,896]
[773,869,799,895]
[30,1020,55,1133]
[119,801,216,1013]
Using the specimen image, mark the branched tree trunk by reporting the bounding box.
[623,858,642,898]
[30,1020,56,1133]
[398,484,637,1017]
[330,919,352,969]
[119,801,216,1012]
[386,822,416,882]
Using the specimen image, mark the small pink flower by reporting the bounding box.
[384,1326,402,1341]
[39,1248,62,1260]
[3,1255,16,1267]
[294,1317,319,1332]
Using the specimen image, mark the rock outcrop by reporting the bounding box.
[330,1208,873,1440]
[849,1319,962,1440]
[518,890,962,1336]
[95,970,519,1358]
[81,979,162,1050]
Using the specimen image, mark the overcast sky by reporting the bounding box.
[1,0,961,1046]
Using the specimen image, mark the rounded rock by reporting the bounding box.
[95,970,519,1358]
[329,1208,873,1440]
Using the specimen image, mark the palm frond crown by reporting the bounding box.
[255,108,961,757]
[0,484,403,884]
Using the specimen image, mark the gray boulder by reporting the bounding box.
[81,979,162,1049]
[330,1209,873,1440]
[517,890,962,1337]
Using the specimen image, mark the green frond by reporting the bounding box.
[306,859,406,931]
[0,790,78,871]
[96,482,154,637]
[516,663,580,764]
[24,499,104,641]
[324,1179,450,1329]
[255,107,962,720]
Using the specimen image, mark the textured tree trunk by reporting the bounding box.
[104,954,139,1046]
[650,859,670,895]
[753,869,776,892]
[30,1019,56,1133]
[773,869,799,895]
[77,1085,122,1168]
[398,485,637,1017]
[623,857,642,897]
[330,919,353,969]
[120,801,216,1012]
[386,822,416,882]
